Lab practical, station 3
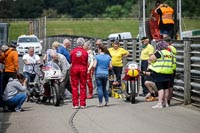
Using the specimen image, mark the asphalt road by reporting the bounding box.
[1,96,200,133]
[1,56,200,133]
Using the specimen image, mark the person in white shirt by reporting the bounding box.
[22,47,41,83]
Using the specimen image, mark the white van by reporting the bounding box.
[108,32,132,40]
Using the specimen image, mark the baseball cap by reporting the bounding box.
[140,37,148,41]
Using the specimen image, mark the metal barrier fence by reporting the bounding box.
[44,35,200,107]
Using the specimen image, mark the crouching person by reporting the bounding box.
[2,73,27,112]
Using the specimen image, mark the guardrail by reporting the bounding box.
[44,35,200,107]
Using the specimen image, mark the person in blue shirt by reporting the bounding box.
[52,41,71,63]
[93,44,112,107]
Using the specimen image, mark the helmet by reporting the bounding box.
[127,69,139,77]
[1,45,9,52]
[156,41,168,50]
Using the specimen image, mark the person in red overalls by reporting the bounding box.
[70,38,88,109]
[149,1,161,40]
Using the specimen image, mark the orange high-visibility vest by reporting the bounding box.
[160,6,174,24]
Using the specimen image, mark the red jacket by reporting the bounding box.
[70,46,88,69]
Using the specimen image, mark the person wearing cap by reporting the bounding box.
[140,37,155,97]
[70,37,88,109]
[0,42,19,111]
[108,40,129,85]
[147,41,174,108]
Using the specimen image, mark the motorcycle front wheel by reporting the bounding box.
[51,83,60,106]
[130,80,136,104]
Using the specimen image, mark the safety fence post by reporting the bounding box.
[132,39,137,62]
[123,40,128,65]
[183,37,191,105]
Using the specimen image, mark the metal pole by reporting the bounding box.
[179,0,182,39]
[183,37,191,105]
[44,16,47,52]
[143,0,146,36]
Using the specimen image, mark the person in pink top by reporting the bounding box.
[70,38,88,109]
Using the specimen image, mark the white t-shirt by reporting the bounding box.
[23,54,40,73]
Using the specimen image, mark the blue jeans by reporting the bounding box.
[23,72,36,83]
[6,93,27,110]
[95,74,109,103]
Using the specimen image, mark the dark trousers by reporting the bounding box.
[0,73,3,107]
[113,66,123,83]
[141,60,149,95]
[60,70,71,98]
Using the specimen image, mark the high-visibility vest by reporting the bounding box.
[168,45,177,71]
[148,50,174,74]
[160,6,174,24]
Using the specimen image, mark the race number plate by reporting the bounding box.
[128,64,138,70]
[44,70,62,79]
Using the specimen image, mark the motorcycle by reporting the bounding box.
[41,62,62,106]
[122,61,140,104]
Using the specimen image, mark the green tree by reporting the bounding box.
[104,5,123,18]
[42,9,60,18]
[12,0,44,18]
[0,0,14,18]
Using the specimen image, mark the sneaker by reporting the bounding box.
[139,94,145,97]
[105,102,109,106]
[80,106,86,109]
[15,108,21,112]
[163,103,169,108]
[87,94,93,99]
[73,106,79,109]
[3,106,9,112]
[97,103,103,108]
[167,100,171,105]
[152,104,163,109]
[145,96,157,102]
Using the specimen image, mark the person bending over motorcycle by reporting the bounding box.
[50,51,70,100]
[2,73,27,112]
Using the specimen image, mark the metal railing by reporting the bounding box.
[44,35,200,107]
